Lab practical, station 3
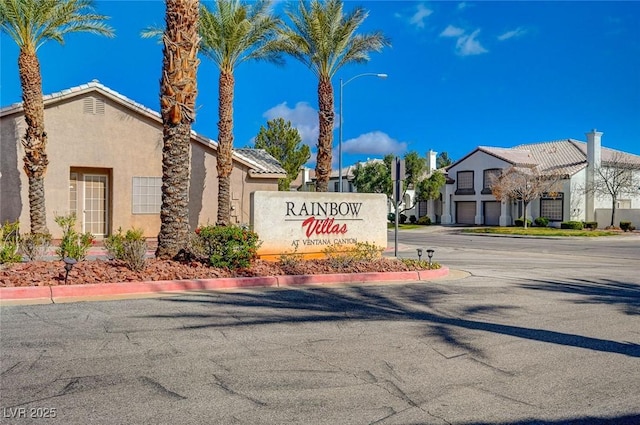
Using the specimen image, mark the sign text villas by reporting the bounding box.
[285,201,363,238]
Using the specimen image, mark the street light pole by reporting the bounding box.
[338,73,387,192]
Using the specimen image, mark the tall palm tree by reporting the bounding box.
[276,0,389,192]
[155,0,200,259]
[199,0,282,226]
[0,0,113,234]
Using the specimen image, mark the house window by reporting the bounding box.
[540,192,563,221]
[132,177,162,214]
[333,181,339,192]
[456,171,475,195]
[482,169,501,194]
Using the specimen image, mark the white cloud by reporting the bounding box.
[497,27,527,41]
[440,25,465,38]
[409,3,433,29]
[262,101,319,148]
[341,131,407,156]
[455,28,488,56]
[457,2,468,11]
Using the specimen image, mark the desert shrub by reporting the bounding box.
[400,258,441,270]
[20,232,52,261]
[417,216,431,225]
[514,217,533,227]
[583,221,598,230]
[196,225,260,269]
[534,217,549,227]
[409,215,417,224]
[322,242,383,270]
[0,220,21,264]
[54,213,94,261]
[620,221,634,232]
[560,221,584,230]
[104,227,147,271]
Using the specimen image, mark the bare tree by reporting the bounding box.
[490,166,563,228]
[586,152,640,227]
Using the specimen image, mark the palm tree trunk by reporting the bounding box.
[156,0,200,259]
[315,76,334,192]
[18,48,49,234]
[216,69,234,226]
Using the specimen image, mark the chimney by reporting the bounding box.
[428,150,437,172]
[585,129,603,222]
[586,129,602,169]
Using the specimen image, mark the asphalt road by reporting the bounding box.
[1,227,639,425]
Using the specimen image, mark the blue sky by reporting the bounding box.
[1,1,639,169]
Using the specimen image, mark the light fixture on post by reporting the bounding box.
[416,248,423,261]
[339,73,388,192]
[426,249,435,269]
[63,257,77,284]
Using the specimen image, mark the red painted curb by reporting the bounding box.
[0,286,52,300]
[1,268,450,302]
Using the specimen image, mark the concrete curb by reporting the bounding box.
[0,267,449,303]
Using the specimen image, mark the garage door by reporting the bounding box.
[456,201,476,225]
[484,201,501,226]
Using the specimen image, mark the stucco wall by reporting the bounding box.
[0,92,279,239]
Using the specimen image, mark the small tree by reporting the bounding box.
[436,151,453,169]
[415,172,446,204]
[254,118,310,191]
[490,166,563,228]
[586,152,640,227]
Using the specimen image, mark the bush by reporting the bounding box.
[195,225,261,269]
[583,222,598,230]
[514,217,532,227]
[620,221,634,232]
[104,227,147,271]
[322,242,384,270]
[20,232,52,261]
[54,213,94,261]
[0,221,21,264]
[561,221,584,230]
[399,213,407,224]
[400,258,441,270]
[409,215,417,224]
[534,217,549,227]
[417,216,432,225]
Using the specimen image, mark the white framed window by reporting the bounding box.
[132,177,162,214]
[540,192,563,221]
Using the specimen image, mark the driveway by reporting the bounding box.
[1,228,639,424]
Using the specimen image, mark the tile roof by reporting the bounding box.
[233,149,286,174]
[477,146,538,167]
[0,80,285,175]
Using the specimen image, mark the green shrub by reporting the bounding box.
[409,215,417,224]
[534,217,549,227]
[514,217,533,227]
[104,227,147,271]
[583,221,598,230]
[0,221,22,264]
[417,216,431,225]
[561,221,584,230]
[322,242,383,270]
[54,213,94,261]
[620,221,633,232]
[20,232,52,261]
[195,225,260,269]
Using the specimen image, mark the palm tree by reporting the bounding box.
[199,0,282,225]
[155,0,200,259]
[276,0,389,192]
[0,0,113,234]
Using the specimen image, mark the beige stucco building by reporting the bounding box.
[0,81,286,239]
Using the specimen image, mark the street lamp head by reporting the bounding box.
[376,73,388,79]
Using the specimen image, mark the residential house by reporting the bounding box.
[0,81,286,239]
[442,130,640,227]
